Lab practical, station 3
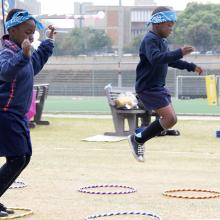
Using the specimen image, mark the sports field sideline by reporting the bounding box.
[44,96,220,115]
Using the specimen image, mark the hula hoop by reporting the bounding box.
[85,211,162,220]
[9,181,27,189]
[78,184,136,195]
[0,207,33,219]
[163,188,220,199]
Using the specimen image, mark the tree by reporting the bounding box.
[54,27,112,56]
[124,34,144,54]
[187,23,213,51]
[172,3,220,51]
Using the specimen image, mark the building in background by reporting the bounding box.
[74,1,171,52]
[15,0,41,15]
[134,0,156,6]
[74,2,93,29]
[0,0,171,53]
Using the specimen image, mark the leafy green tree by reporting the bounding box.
[86,28,112,54]
[124,34,144,54]
[187,23,213,51]
[54,27,112,56]
[172,3,220,51]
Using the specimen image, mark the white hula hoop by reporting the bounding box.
[85,211,162,219]
[9,180,27,189]
[78,184,137,195]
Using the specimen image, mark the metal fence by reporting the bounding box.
[175,75,207,99]
[35,61,220,97]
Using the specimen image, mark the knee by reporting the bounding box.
[164,115,177,128]
[169,115,177,127]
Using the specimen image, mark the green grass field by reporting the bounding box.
[2,117,220,220]
[44,96,220,115]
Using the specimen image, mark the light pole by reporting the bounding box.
[79,2,83,29]
[1,0,6,34]
[118,0,123,59]
[118,0,124,87]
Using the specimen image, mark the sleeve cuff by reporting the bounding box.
[46,38,55,44]
[174,48,183,59]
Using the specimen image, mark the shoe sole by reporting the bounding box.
[128,135,144,162]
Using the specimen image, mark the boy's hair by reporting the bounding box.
[6,9,24,22]
[152,6,171,15]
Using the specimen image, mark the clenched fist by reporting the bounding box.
[195,66,203,75]
[22,39,32,57]
[46,25,56,40]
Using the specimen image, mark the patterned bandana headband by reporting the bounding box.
[5,10,44,31]
[147,10,177,26]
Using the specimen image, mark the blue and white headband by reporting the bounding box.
[5,10,44,31]
[147,10,177,26]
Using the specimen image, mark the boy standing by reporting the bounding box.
[0,9,55,216]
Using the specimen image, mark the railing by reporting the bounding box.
[35,61,220,97]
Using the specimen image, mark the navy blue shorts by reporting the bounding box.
[0,112,32,157]
[138,87,171,111]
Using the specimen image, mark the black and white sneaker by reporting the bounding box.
[0,210,8,217]
[0,203,14,215]
[128,134,144,162]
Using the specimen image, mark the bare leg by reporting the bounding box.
[135,104,177,143]
[155,103,177,129]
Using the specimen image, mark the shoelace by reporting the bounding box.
[137,144,144,156]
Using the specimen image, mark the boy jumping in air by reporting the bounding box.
[128,6,203,162]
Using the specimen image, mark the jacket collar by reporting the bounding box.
[1,35,21,53]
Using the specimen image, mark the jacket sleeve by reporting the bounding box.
[168,60,196,72]
[0,50,30,82]
[144,37,183,65]
[31,39,54,75]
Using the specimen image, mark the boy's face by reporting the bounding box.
[154,22,175,38]
[9,19,36,47]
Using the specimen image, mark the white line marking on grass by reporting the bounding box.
[44,114,220,120]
